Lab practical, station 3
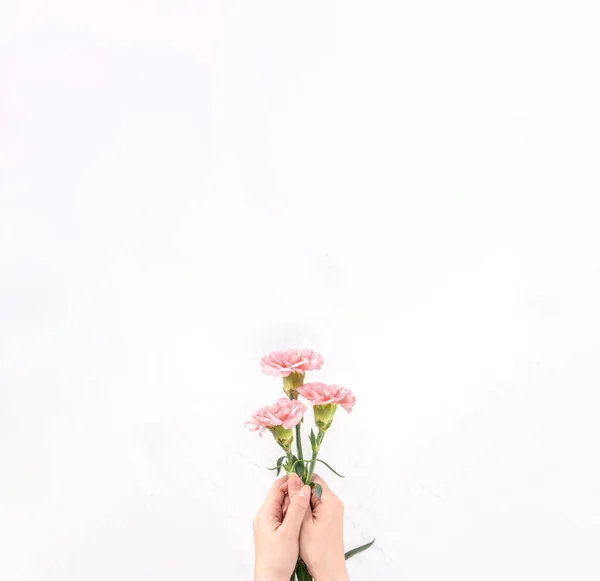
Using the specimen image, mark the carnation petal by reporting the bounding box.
[245,397,306,435]
[260,348,324,378]
[298,382,356,413]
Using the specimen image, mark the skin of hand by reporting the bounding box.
[253,474,311,581]
[282,474,349,581]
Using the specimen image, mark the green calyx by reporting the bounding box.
[282,372,305,398]
[269,425,294,452]
[313,403,337,431]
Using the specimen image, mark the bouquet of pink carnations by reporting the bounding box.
[246,348,374,581]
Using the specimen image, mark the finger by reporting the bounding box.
[283,473,305,520]
[266,475,288,505]
[282,493,291,518]
[281,480,311,536]
[302,495,315,525]
[263,475,289,523]
[281,471,303,518]
[287,473,304,498]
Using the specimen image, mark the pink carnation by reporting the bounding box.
[245,398,307,436]
[297,382,356,413]
[260,348,324,378]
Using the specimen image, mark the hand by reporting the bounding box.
[285,473,349,581]
[253,474,311,581]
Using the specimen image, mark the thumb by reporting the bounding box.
[282,477,311,536]
[287,473,303,497]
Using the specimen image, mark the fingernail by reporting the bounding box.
[299,485,310,498]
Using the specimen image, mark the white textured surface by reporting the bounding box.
[2,2,600,580]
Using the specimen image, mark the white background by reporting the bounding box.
[2,1,599,580]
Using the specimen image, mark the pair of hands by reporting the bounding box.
[253,473,348,581]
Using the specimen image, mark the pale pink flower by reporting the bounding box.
[260,348,324,378]
[297,382,356,413]
[245,398,307,436]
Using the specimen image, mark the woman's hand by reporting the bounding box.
[253,474,311,581]
[284,473,349,581]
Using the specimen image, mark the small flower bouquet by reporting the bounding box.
[246,348,374,580]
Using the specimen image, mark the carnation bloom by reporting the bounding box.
[298,382,356,431]
[260,348,324,378]
[297,382,356,412]
[245,398,306,450]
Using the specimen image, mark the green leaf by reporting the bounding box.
[267,455,287,475]
[295,559,311,581]
[314,458,345,478]
[313,482,323,500]
[309,429,316,447]
[294,461,305,480]
[344,538,375,561]
[276,455,286,476]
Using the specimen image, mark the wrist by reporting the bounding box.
[315,574,349,581]
[254,567,289,581]
[313,564,349,581]
[254,574,288,581]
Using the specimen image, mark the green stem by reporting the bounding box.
[289,392,305,480]
[295,423,304,471]
[306,430,325,484]
[288,457,344,478]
